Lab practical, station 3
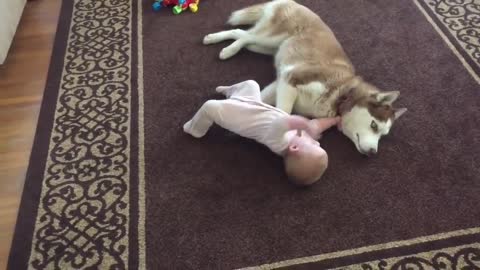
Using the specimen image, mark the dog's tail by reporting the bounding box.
[227,3,267,26]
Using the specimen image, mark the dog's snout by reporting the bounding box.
[367,148,377,156]
[359,148,377,156]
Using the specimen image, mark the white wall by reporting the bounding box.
[0,0,27,64]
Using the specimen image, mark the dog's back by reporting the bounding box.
[269,1,355,83]
[204,0,407,155]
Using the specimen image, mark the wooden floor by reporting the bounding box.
[0,0,61,268]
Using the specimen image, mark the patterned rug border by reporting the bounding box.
[28,0,133,266]
[8,0,141,269]
[238,227,480,269]
[414,0,480,84]
[7,0,479,269]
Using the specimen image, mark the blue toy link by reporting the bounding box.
[153,0,163,11]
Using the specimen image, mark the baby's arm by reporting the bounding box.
[309,117,341,139]
[270,115,319,137]
[285,115,316,132]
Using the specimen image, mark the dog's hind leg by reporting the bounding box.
[261,81,278,105]
[215,20,287,59]
[227,3,267,26]
[205,1,288,60]
[204,3,267,45]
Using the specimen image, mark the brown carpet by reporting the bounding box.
[8,0,480,269]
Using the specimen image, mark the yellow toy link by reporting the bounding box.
[189,0,200,13]
[172,0,200,15]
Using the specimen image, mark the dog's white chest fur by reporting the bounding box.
[293,82,336,118]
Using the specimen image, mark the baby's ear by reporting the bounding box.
[288,144,299,154]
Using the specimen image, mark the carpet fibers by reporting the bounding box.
[8,0,480,269]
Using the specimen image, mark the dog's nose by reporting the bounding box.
[367,148,377,156]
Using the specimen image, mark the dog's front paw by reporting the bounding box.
[203,34,217,45]
[219,47,236,60]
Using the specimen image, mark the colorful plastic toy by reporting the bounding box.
[152,0,200,15]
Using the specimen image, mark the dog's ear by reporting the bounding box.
[375,91,400,105]
[394,107,407,120]
[337,88,357,115]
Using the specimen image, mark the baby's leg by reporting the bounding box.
[215,80,261,101]
[183,100,222,138]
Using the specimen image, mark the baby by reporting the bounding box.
[183,80,340,186]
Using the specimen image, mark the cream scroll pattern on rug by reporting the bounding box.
[28,0,132,268]
[337,244,480,270]
[423,0,480,72]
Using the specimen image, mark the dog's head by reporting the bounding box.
[337,86,407,156]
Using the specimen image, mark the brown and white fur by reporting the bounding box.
[203,0,407,155]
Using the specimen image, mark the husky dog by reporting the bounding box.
[203,0,407,155]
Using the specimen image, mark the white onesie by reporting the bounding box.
[183,80,318,155]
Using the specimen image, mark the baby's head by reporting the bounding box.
[284,130,328,186]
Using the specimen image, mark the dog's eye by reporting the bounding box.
[371,121,378,132]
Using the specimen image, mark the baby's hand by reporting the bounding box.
[283,115,335,140]
[307,125,323,140]
[309,116,341,136]
[336,116,343,131]
[335,116,342,123]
